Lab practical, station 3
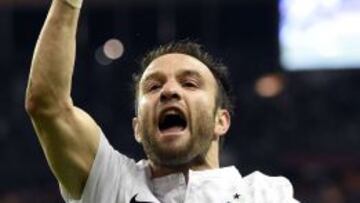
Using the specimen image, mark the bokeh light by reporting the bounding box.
[255,73,285,98]
[103,38,124,60]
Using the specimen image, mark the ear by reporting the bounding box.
[214,109,231,140]
[132,117,142,143]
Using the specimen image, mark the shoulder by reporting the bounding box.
[93,131,144,175]
[243,171,293,189]
[61,132,145,202]
[243,171,299,203]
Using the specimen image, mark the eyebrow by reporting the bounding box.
[141,69,206,90]
[178,70,202,80]
[141,72,165,85]
[142,69,203,82]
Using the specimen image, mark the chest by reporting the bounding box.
[126,171,246,203]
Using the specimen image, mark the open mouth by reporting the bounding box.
[158,109,187,133]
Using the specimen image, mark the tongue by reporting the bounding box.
[161,126,184,134]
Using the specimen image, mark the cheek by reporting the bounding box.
[138,96,157,127]
[137,96,155,114]
[138,97,148,112]
[188,94,216,122]
[196,92,217,110]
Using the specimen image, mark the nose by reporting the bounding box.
[160,81,181,103]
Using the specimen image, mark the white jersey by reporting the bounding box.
[60,132,299,203]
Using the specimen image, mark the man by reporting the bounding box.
[25,0,299,202]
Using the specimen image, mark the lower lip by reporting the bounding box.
[158,127,187,138]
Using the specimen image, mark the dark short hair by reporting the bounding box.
[133,40,235,117]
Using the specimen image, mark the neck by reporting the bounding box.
[149,140,220,180]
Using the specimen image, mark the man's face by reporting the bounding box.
[133,53,225,167]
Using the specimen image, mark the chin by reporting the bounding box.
[152,142,195,166]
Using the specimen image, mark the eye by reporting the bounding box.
[143,81,162,93]
[149,84,161,91]
[182,80,198,88]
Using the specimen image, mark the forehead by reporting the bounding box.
[141,53,216,83]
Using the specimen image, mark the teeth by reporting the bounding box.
[164,110,179,115]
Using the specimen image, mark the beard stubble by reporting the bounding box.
[139,106,216,168]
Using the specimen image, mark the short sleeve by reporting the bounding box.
[243,171,300,203]
[60,131,137,203]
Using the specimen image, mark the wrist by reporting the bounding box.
[62,0,83,9]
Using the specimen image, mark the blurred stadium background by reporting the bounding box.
[0,0,359,202]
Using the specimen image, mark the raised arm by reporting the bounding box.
[25,0,100,199]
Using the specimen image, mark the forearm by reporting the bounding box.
[26,0,81,115]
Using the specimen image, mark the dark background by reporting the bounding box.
[0,0,359,202]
